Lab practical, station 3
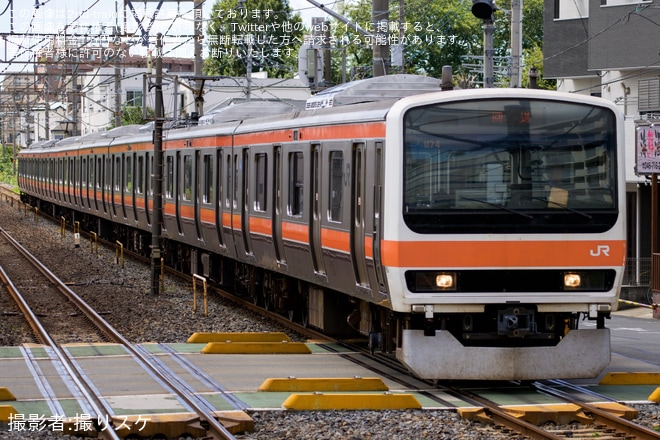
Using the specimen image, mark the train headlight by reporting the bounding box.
[562,271,607,291]
[436,273,454,289]
[564,273,581,288]
[406,271,457,292]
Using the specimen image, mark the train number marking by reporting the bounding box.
[589,245,610,257]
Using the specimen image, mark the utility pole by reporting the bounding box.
[483,20,494,88]
[114,20,122,127]
[471,0,496,88]
[194,0,204,115]
[246,35,252,102]
[151,33,164,296]
[44,101,50,141]
[372,0,388,77]
[323,21,332,86]
[114,61,122,127]
[12,101,17,175]
[510,0,522,87]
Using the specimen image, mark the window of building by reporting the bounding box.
[600,0,650,6]
[126,90,143,107]
[554,0,588,19]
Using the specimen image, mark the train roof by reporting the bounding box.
[304,74,442,109]
[198,100,300,126]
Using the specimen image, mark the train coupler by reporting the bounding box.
[497,307,537,337]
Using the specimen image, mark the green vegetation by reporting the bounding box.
[108,106,155,130]
[204,0,304,78]
[0,145,18,188]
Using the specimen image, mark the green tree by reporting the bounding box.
[204,0,304,78]
[326,0,553,88]
[0,147,17,186]
[331,0,482,80]
[108,106,155,129]
[492,0,555,89]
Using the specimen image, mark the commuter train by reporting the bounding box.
[18,75,626,380]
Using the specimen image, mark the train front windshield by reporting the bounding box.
[403,98,618,234]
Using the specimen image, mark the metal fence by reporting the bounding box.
[623,257,651,287]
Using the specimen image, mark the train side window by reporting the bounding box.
[89,157,94,188]
[202,154,213,204]
[125,155,132,193]
[288,152,304,217]
[82,158,87,187]
[255,153,267,211]
[148,154,153,196]
[166,155,174,199]
[63,158,68,186]
[183,154,193,201]
[225,154,232,208]
[114,156,121,192]
[136,155,144,194]
[233,154,239,209]
[328,151,343,222]
[105,157,111,191]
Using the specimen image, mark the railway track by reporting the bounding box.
[0,223,239,440]
[233,295,660,440]
[272,319,660,440]
[3,185,659,439]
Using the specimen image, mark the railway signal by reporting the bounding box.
[471,0,496,20]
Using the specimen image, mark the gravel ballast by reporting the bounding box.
[1,196,658,439]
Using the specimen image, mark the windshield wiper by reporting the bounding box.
[520,195,592,219]
[459,196,533,219]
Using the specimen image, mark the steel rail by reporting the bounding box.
[0,226,237,440]
[533,381,660,440]
[0,228,120,440]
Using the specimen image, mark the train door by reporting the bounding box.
[372,142,387,292]
[64,157,70,205]
[273,145,285,264]
[145,152,151,225]
[310,144,325,275]
[93,156,99,212]
[114,155,122,218]
[121,154,135,218]
[103,156,110,215]
[215,149,224,247]
[351,143,370,288]
[134,153,143,223]
[72,157,79,207]
[175,151,183,234]
[76,157,81,207]
[129,153,138,222]
[241,147,252,255]
[81,157,87,209]
[194,150,202,240]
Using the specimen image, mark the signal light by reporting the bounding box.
[471,0,496,20]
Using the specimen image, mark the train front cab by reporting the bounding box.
[382,89,627,380]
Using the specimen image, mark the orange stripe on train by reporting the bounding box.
[321,228,350,253]
[381,240,626,268]
[249,217,272,236]
[282,222,308,243]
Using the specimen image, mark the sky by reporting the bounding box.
[0,0,337,73]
